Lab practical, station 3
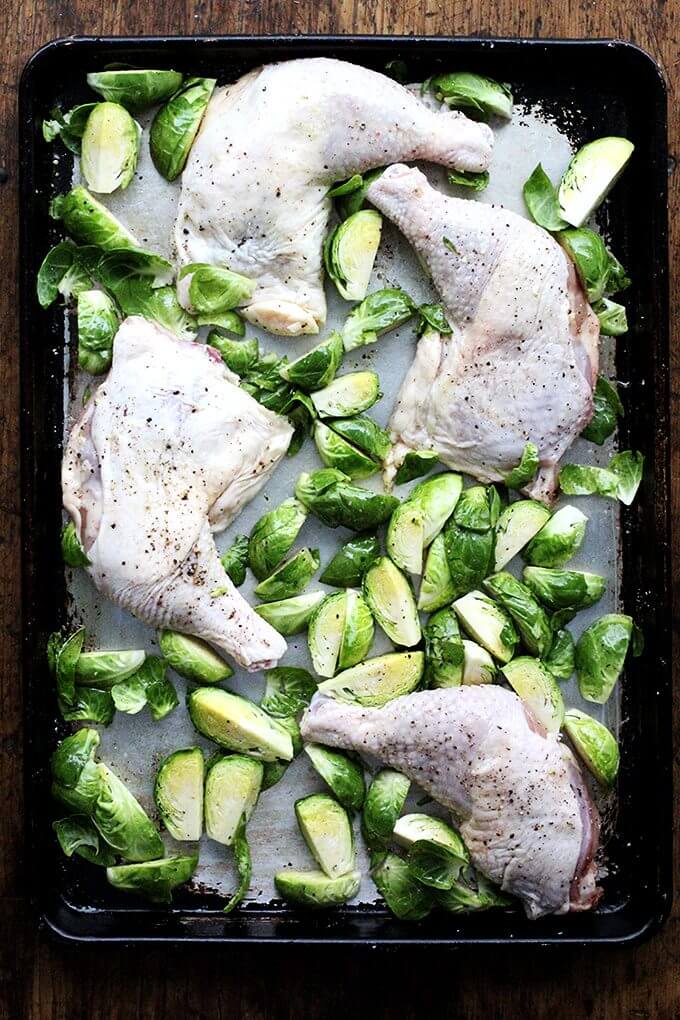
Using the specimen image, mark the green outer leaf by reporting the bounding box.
[61,521,90,567]
[220,534,249,587]
[503,442,540,490]
[209,335,259,375]
[53,815,116,866]
[581,375,623,444]
[279,332,344,391]
[543,628,575,681]
[362,769,410,851]
[576,613,633,703]
[429,71,513,119]
[336,167,385,219]
[37,241,76,308]
[371,851,434,920]
[522,164,569,231]
[559,451,644,505]
[60,687,115,725]
[407,838,466,890]
[327,174,363,198]
[341,287,414,351]
[150,76,216,181]
[417,303,452,336]
[320,534,380,587]
[52,627,86,707]
[556,227,611,304]
[448,169,489,192]
[595,298,628,337]
[395,450,440,485]
[223,815,252,913]
[199,310,245,334]
[248,497,308,581]
[43,103,97,154]
[260,667,317,718]
[111,655,178,720]
[50,727,100,789]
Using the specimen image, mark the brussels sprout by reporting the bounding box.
[77,289,120,374]
[210,335,259,376]
[575,613,635,704]
[180,262,255,315]
[394,450,440,486]
[280,332,344,391]
[52,756,102,816]
[522,164,568,232]
[200,309,245,334]
[318,652,424,708]
[362,769,411,850]
[96,245,174,287]
[330,416,391,461]
[260,667,317,718]
[544,628,576,682]
[443,522,494,600]
[80,102,140,194]
[187,687,294,761]
[53,815,116,867]
[153,747,204,842]
[417,534,455,613]
[393,814,467,857]
[314,421,379,479]
[48,626,85,707]
[386,502,425,575]
[461,639,497,685]
[248,497,308,581]
[564,709,620,786]
[304,744,366,813]
[60,686,116,725]
[453,485,500,532]
[556,227,613,304]
[320,534,379,588]
[558,136,634,228]
[559,450,644,506]
[92,763,164,862]
[43,103,97,154]
[503,442,540,491]
[483,572,553,658]
[255,591,325,636]
[429,71,513,119]
[448,168,489,192]
[156,630,232,685]
[453,591,518,663]
[37,241,85,308]
[295,467,349,506]
[424,608,464,688]
[408,839,468,891]
[107,855,198,904]
[87,69,183,111]
[308,589,374,676]
[74,649,145,689]
[436,868,511,913]
[522,566,606,612]
[51,727,100,789]
[311,371,381,417]
[409,473,463,545]
[253,548,320,602]
[274,868,361,908]
[295,794,355,878]
[523,505,587,567]
[501,657,565,732]
[220,534,249,587]
[342,287,415,351]
[298,470,398,531]
[150,76,216,181]
[336,167,385,219]
[50,186,138,249]
[493,500,552,571]
[61,521,90,567]
[371,851,433,920]
[204,754,263,845]
[363,557,421,647]
[325,209,382,301]
[594,298,628,337]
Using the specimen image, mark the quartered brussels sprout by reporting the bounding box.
[92,762,164,862]
[544,628,576,682]
[494,499,551,571]
[362,769,410,851]
[260,667,317,718]
[409,472,463,545]
[295,467,350,506]
[61,520,90,567]
[558,136,634,228]
[297,470,398,531]
[325,209,382,301]
[317,651,424,707]
[330,415,391,461]
[50,727,100,789]
[255,591,325,636]
[370,851,433,921]
[453,485,500,532]
[53,815,116,867]
[150,76,216,181]
[443,522,494,601]
[394,450,440,486]
[341,287,414,351]
[158,630,233,684]
[87,69,183,111]
[253,547,320,602]
[559,450,644,506]
[179,263,255,316]
[393,814,467,857]
[220,534,249,587]
[501,657,565,732]
[386,501,425,575]
[483,572,553,658]
[564,709,620,785]
[52,756,102,816]
[75,648,145,688]
[522,566,606,612]
[80,102,140,194]
[248,497,308,581]
[581,376,624,446]
[429,71,513,119]
[320,534,379,588]
[308,589,374,676]
[107,855,198,904]
[295,793,355,878]
[154,747,204,842]
[424,608,464,688]
[363,556,421,647]
[77,289,120,374]
[575,613,635,704]
[311,371,381,417]
[188,687,294,761]
[280,331,344,391]
[314,420,379,479]
[503,442,540,491]
[417,533,454,613]
[523,505,587,568]
[304,744,366,813]
[274,868,361,909]
[461,639,497,685]
[453,590,518,664]
[204,754,263,846]
[50,186,138,249]
[436,867,511,913]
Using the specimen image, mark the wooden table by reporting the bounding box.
[1,2,677,1017]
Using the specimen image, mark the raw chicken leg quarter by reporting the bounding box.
[175,58,493,336]
[62,317,291,671]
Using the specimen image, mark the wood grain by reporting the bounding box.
[1,2,678,1018]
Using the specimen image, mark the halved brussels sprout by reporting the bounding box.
[280,332,344,391]
[443,522,494,601]
[544,628,576,682]
[158,630,233,684]
[220,534,249,587]
[370,851,433,920]
[204,754,264,846]
[494,500,552,571]
[325,209,382,301]
[386,502,425,575]
[50,186,138,249]
[304,744,366,813]
[86,69,183,111]
[187,687,294,761]
[394,450,440,486]
[253,548,320,602]
[429,71,513,119]
[180,263,255,316]
[341,287,415,351]
[523,505,587,568]
[255,591,326,635]
[92,763,164,862]
[317,652,424,707]
[417,533,455,612]
[308,589,374,677]
[363,556,421,647]
[311,371,381,417]
[362,769,410,850]
[154,747,204,841]
[564,709,620,785]
[260,667,317,718]
[424,608,464,688]
[75,649,146,689]
[409,473,463,545]
[522,566,606,612]
[558,136,634,228]
[501,657,565,732]
[53,815,116,867]
[330,415,391,461]
[453,591,518,663]
[320,534,380,588]
[77,289,120,374]
[453,485,500,532]
[274,868,361,908]
[483,572,553,658]
[248,497,308,581]
[295,793,355,877]
[461,639,496,685]
[575,613,635,704]
[80,102,140,194]
[150,76,216,181]
[314,421,379,479]
[107,855,198,904]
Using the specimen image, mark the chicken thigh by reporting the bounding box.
[366,165,600,502]
[175,58,493,337]
[62,316,291,671]
[301,685,601,919]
